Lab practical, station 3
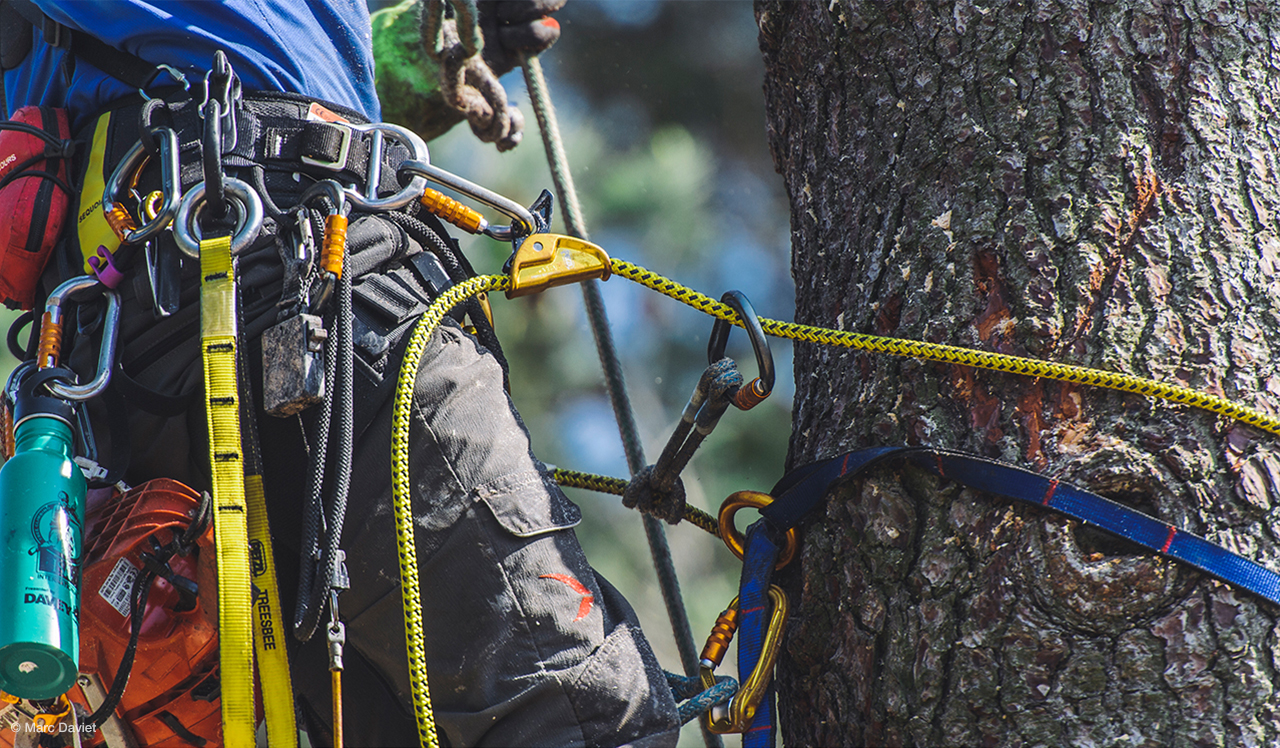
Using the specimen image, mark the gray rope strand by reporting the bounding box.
[522,56,721,748]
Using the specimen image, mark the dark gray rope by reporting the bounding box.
[522,55,720,748]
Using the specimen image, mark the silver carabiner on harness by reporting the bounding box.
[39,276,122,402]
[172,177,265,258]
[398,158,537,241]
[101,127,181,245]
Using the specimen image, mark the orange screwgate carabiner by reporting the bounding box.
[698,586,789,734]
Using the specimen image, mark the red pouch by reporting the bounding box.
[0,106,72,310]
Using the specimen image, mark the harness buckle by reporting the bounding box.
[697,586,789,734]
[505,233,611,298]
[300,123,353,172]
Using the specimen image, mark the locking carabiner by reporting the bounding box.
[36,276,121,402]
[708,290,775,410]
[698,586,789,734]
[101,127,181,245]
[398,158,538,241]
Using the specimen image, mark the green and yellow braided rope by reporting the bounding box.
[391,274,510,748]
[609,258,1280,438]
[550,468,722,537]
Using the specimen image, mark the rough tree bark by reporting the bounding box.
[757,1,1280,745]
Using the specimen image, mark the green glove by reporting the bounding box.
[372,0,566,142]
[371,0,463,141]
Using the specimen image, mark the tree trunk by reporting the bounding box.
[756,1,1280,745]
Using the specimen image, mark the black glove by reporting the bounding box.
[477,0,566,76]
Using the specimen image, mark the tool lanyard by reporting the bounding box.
[198,230,256,748]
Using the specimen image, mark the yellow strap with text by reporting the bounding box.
[77,113,121,273]
[200,233,256,748]
[247,473,298,748]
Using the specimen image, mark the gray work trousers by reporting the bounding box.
[272,319,682,747]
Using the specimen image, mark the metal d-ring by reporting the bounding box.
[707,290,775,410]
[172,177,264,258]
[341,122,430,212]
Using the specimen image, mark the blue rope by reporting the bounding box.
[665,671,739,725]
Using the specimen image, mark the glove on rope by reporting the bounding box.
[477,0,566,76]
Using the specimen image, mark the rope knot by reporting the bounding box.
[427,11,524,151]
[622,465,688,525]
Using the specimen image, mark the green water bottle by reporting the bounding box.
[0,369,85,700]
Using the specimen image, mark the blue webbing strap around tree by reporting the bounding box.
[759,446,1280,607]
[738,521,781,748]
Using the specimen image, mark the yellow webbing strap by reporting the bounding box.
[76,113,121,273]
[199,233,256,748]
[246,473,298,748]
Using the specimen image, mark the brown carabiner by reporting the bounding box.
[718,491,798,570]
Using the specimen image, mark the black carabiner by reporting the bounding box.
[707,290,774,410]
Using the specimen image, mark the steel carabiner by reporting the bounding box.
[101,127,181,245]
[708,290,775,410]
[398,158,538,240]
[697,585,789,734]
[35,276,122,402]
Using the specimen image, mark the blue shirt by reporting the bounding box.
[5,0,380,131]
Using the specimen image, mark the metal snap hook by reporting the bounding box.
[172,178,265,258]
[708,290,775,410]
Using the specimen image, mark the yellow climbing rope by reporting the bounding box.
[390,274,509,748]
[608,258,1280,439]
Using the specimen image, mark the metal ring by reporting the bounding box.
[718,491,798,570]
[342,122,430,212]
[173,178,264,258]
